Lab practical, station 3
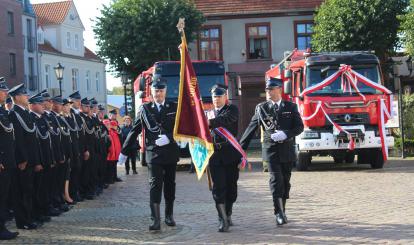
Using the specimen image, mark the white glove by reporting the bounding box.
[155,134,170,147]
[271,131,288,142]
[117,153,128,166]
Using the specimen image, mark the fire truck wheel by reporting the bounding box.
[140,151,147,166]
[370,149,384,169]
[296,152,311,171]
[357,151,368,164]
[345,153,355,163]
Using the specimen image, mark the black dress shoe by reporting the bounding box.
[133,170,138,175]
[115,177,123,182]
[47,207,62,217]
[17,222,37,230]
[103,184,109,189]
[59,203,70,212]
[66,200,77,205]
[0,228,19,240]
[126,170,130,175]
[36,216,51,223]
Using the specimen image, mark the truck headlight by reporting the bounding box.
[301,131,320,139]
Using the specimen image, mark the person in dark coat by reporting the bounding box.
[0,79,19,240]
[119,78,179,231]
[206,84,241,232]
[8,84,41,230]
[121,115,138,175]
[240,78,304,226]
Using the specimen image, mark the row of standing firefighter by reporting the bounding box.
[0,79,124,241]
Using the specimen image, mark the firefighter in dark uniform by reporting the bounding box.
[97,104,111,190]
[89,98,101,195]
[206,84,241,232]
[119,78,179,231]
[41,90,69,213]
[8,84,41,230]
[68,91,85,202]
[240,78,304,226]
[0,79,19,240]
[51,96,74,204]
[28,93,53,224]
[79,98,96,199]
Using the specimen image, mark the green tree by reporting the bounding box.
[400,0,414,56]
[93,0,205,78]
[312,0,408,61]
[111,86,126,95]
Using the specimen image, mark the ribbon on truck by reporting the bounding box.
[297,64,392,161]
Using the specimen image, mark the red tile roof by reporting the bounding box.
[193,0,323,17]
[39,42,101,62]
[33,1,72,26]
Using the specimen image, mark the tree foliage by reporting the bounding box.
[400,0,414,56]
[312,0,408,60]
[93,0,205,78]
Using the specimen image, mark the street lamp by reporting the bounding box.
[54,62,64,96]
[121,70,129,116]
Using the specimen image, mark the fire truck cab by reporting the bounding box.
[267,50,394,171]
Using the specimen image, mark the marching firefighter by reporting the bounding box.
[240,78,304,226]
[206,84,241,232]
[119,78,179,231]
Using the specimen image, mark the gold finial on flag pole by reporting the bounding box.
[177,18,185,33]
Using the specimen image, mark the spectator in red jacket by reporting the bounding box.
[104,120,121,184]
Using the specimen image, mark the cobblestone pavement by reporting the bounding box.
[4,155,414,244]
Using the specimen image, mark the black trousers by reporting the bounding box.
[147,163,177,204]
[209,163,239,205]
[81,157,94,195]
[125,152,137,172]
[0,169,12,229]
[69,155,81,197]
[12,166,34,226]
[33,170,48,218]
[268,159,293,213]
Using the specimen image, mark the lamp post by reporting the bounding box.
[121,70,129,116]
[54,62,64,96]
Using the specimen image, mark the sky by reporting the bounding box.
[31,0,121,90]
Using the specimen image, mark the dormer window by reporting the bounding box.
[75,34,79,50]
[66,32,71,48]
[37,28,44,44]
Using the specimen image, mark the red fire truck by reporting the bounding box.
[133,60,233,165]
[266,50,394,171]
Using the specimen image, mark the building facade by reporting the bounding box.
[33,0,107,105]
[192,0,323,132]
[0,0,25,87]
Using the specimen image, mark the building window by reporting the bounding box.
[294,21,314,50]
[67,32,71,48]
[86,71,90,92]
[198,26,222,60]
[74,34,79,50]
[95,72,100,92]
[246,23,271,59]
[7,12,14,35]
[28,58,36,90]
[9,53,16,76]
[27,19,34,52]
[45,65,50,88]
[72,68,79,90]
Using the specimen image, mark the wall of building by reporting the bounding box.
[0,0,25,87]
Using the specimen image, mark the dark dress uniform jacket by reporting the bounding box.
[54,112,73,161]
[208,104,242,165]
[31,112,54,167]
[0,106,16,169]
[44,112,64,163]
[240,100,304,163]
[70,108,87,154]
[122,101,179,165]
[9,105,40,166]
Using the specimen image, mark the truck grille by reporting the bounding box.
[328,113,369,125]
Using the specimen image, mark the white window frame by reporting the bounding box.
[45,65,50,88]
[74,34,79,50]
[66,32,71,48]
[86,70,91,92]
[72,68,79,90]
[95,72,100,92]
